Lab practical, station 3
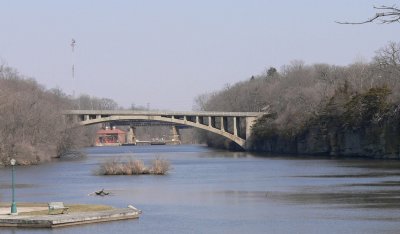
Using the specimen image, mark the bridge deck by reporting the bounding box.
[111,120,190,127]
[64,110,263,117]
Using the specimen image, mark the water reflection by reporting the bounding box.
[269,189,400,209]
[296,172,400,178]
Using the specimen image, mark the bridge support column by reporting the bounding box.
[171,126,181,145]
[221,117,228,132]
[209,116,216,128]
[245,117,257,140]
[127,126,136,145]
[233,117,238,136]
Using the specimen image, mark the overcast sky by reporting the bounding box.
[0,0,398,110]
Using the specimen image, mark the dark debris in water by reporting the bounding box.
[88,188,112,196]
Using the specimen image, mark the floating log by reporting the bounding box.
[94,189,110,196]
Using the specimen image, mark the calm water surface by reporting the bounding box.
[1,145,400,234]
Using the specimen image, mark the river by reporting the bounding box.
[1,145,400,234]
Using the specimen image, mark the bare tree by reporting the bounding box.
[336,5,400,24]
[0,65,122,165]
[374,41,400,70]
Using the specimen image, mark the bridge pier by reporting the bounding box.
[127,126,137,145]
[245,117,257,140]
[171,126,181,144]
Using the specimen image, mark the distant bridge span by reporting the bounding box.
[63,110,264,149]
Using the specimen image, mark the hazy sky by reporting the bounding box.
[0,1,398,110]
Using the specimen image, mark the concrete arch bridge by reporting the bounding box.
[63,110,263,149]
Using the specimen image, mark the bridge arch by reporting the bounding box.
[64,110,262,149]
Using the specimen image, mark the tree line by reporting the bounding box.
[195,41,400,151]
[0,64,122,166]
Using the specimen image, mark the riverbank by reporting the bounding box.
[249,118,400,159]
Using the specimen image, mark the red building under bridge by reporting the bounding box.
[95,127,126,146]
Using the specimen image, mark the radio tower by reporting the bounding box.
[71,38,76,97]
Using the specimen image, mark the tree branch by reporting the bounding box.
[336,5,400,24]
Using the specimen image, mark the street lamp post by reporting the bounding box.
[10,158,17,215]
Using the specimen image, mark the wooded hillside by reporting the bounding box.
[0,65,113,165]
[195,41,400,157]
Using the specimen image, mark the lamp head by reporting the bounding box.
[10,159,16,166]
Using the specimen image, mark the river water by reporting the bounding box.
[1,145,400,234]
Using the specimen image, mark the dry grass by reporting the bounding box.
[149,158,171,175]
[99,158,170,175]
[100,159,147,175]
[126,159,147,175]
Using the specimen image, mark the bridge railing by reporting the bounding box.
[63,110,263,117]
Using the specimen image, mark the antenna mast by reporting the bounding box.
[71,38,76,97]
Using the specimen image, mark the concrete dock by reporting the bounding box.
[0,208,140,228]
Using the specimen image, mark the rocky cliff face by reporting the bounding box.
[249,87,400,159]
[250,118,400,159]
